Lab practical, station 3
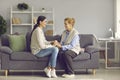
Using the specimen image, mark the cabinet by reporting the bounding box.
[10,7,54,36]
[0,51,1,70]
[98,38,120,69]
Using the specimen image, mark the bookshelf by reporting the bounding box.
[10,7,54,36]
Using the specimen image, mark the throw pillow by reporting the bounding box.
[8,35,26,52]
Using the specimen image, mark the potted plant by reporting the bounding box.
[0,15,7,36]
[17,3,29,10]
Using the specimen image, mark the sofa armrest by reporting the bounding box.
[85,45,99,54]
[0,46,13,54]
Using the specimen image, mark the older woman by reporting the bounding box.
[55,17,84,78]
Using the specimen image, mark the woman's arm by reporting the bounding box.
[36,29,52,49]
[61,35,79,50]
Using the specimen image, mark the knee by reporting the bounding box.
[53,47,59,54]
[63,52,68,57]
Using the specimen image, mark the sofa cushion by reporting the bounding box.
[10,52,50,61]
[79,34,94,48]
[73,52,90,61]
[8,35,26,52]
[10,52,36,60]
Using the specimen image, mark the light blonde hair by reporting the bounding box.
[64,17,75,26]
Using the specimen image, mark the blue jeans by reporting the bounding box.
[35,47,59,68]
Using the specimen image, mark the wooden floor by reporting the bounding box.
[0,64,120,80]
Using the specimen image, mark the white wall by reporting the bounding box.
[0,0,114,38]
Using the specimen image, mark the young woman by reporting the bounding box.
[30,16,59,78]
[55,17,84,78]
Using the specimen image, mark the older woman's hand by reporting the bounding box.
[52,40,62,48]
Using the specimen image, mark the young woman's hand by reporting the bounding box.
[52,40,62,48]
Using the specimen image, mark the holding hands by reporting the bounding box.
[51,40,62,48]
[52,40,85,53]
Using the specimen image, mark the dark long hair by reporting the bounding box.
[31,16,46,34]
[30,16,46,40]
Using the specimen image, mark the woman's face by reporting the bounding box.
[40,19,47,28]
[64,21,72,31]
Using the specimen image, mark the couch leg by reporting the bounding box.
[5,70,8,76]
[92,69,96,75]
[86,69,88,73]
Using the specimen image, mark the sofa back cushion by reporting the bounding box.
[79,34,94,48]
[46,35,61,42]
[1,34,9,47]
[26,32,32,52]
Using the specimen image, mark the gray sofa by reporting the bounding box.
[0,32,99,76]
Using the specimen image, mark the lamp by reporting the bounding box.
[109,28,114,39]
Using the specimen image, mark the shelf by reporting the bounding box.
[47,24,54,26]
[10,7,54,35]
[12,24,32,26]
[12,11,32,13]
[33,11,53,13]
[32,24,53,26]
